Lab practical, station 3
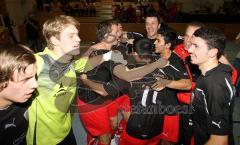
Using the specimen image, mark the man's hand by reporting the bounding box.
[79,74,87,80]
[103,50,127,65]
[79,74,88,85]
[151,77,171,91]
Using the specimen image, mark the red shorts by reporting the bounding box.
[159,115,179,142]
[77,98,112,136]
[108,94,131,117]
[107,100,119,118]
[119,124,161,145]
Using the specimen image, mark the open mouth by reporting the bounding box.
[148,30,154,34]
[25,93,33,99]
[74,45,80,48]
[26,90,35,96]
[26,92,33,96]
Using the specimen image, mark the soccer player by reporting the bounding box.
[26,15,127,145]
[188,27,234,145]
[174,22,204,145]
[79,26,191,145]
[77,19,168,145]
[0,44,37,145]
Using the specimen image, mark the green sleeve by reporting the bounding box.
[74,57,92,73]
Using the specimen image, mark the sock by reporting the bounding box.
[118,119,126,133]
[87,133,96,145]
[111,129,116,139]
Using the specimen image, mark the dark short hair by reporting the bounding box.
[134,38,155,61]
[187,21,205,29]
[193,27,226,59]
[145,11,162,24]
[158,26,177,50]
[96,20,112,42]
[96,20,118,42]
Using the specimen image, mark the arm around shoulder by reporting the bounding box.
[113,58,169,81]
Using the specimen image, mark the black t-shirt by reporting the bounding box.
[191,63,234,145]
[0,103,29,145]
[77,49,121,104]
[127,52,189,112]
[148,38,156,44]
[156,52,189,107]
[126,72,164,140]
[114,63,165,140]
[123,32,146,54]
[104,52,189,140]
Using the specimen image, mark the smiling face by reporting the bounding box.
[145,17,160,39]
[188,35,212,66]
[184,25,200,50]
[55,24,81,56]
[104,24,119,45]
[154,34,166,53]
[1,64,37,104]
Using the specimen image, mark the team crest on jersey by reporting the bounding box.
[55,83,74,113]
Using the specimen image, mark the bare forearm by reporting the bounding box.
[81,79,108,96]
[113,60,167,81]
[205,135,228,145]
[165,79,191,90]
[81,47,95,57]
[86,55,105,69]
[86,50,127,71]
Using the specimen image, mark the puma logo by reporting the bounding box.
[212,121,221,128]
[5,118,16,129]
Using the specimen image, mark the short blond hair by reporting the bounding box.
[0,43,36,91]
[42,15,80,49]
